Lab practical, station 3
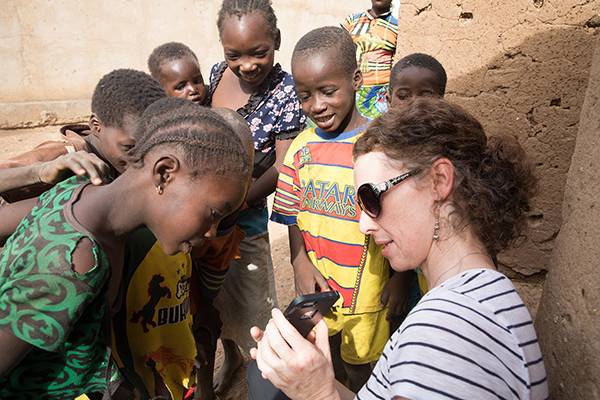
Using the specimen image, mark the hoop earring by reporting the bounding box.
[155,185,164,195]
[433,218,440,241]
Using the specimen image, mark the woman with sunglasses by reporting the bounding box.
[248,98,548,400]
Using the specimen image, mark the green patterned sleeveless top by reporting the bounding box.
[0,175,111,399]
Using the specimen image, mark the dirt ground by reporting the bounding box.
[0,125,296,399]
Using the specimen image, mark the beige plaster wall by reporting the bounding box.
[0,0,375,128]
[396,0,600,314]
[3,1,600,314]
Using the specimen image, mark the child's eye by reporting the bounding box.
[225,53,240,61]
[298,93,311,102]
[175,83,186,91]
[254,50,268,58]
[322,89,337,96]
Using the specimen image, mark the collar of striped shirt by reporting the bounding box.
[366,10,392,19]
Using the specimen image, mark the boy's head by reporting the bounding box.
[147,42,207,105]
[291,26,361,133]
[387,53,447,108]
[90,68,166,173]
[371,0,393,15]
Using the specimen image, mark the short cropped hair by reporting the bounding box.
[147,42,198,80]
[391,53,448,95]
[292,26,357,75]
[91,69,166,128]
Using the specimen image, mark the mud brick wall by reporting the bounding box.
[395,0,600,314]
[535,37,600,400]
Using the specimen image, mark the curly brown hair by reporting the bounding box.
[353,97,537,254]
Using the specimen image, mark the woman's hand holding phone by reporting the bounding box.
[249,309,340,400]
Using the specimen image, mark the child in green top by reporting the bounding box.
[0,98,250,399]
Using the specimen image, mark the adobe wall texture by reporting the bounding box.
[396,0,600,315]
[535,37,600,400]
[0,0,376,128]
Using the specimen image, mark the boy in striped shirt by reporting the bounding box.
[271,26,408,392]
[342,0,398,119]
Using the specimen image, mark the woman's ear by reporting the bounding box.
[353,69,363,91]
[152,155,181,191]
[430,157,455,202]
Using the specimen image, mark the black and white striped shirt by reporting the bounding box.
[357,268,548,400]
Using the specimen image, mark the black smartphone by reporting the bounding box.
[283,291,340,338]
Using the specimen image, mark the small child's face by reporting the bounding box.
[371,0,393,12]
[388,66,442,108]
[220,11,277,88]
[158,55,207,104]
[293,52,359,133]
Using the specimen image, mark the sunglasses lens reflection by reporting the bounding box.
[358,184,380,218]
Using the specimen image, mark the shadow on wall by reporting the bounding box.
[402,24,599,314]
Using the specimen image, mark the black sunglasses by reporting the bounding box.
[357,168,421,218]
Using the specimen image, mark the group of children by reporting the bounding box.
[0,0,450,398]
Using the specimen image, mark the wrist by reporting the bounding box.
[314,382,341,400]
[32,164,44,184]
[292,257,313,272]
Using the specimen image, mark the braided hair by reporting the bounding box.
[217,0,279,39]
[129,98,249,180]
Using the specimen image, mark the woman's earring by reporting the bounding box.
[155,185,164,195]
[433,218,440,241]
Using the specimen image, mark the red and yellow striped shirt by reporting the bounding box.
[271,126,389,314]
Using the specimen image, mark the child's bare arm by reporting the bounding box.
[0,327,33,376]
[0,165,41,193]
[0,197,37,245]
[289,224,330,294]
[246,138,295,205]
[0,151,109,194]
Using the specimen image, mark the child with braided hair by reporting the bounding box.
[0,98,250,399]
[207,0,305,394]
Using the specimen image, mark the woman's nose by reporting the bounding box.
[358,210,378,235]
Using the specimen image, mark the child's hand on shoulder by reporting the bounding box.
[37,151,110,186]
